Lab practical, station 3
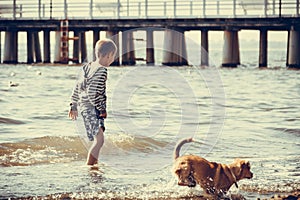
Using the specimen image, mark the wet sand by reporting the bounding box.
[5,191,299,200]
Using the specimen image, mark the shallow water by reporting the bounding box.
[0,64,299,199]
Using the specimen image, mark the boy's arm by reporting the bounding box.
[87,69,107,116]
[70,83,80,111]
[69,83,79,120]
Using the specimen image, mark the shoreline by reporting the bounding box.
[2,191,299,200]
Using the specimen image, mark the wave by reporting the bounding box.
[0,116,25,125]
[107,134,168,153]
[0,136,86,167]
[0,135,170,167]
[271,128,300,137]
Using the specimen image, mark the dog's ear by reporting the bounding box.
[234,159,249,167]
[174,168,182,175]
[236,162,243,175]
[241,160,250,169]
[237,160,251,177]
[239,160,250,168]
[233,159,246,175]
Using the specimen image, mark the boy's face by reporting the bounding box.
[107,51,116,66]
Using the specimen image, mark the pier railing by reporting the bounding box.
[0,0,299,19]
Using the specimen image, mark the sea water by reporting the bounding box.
[0,47,299,199]
[0,64,299,199]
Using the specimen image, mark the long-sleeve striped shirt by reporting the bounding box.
[71,63,107,114]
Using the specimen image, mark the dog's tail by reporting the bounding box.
[173,137,194,160]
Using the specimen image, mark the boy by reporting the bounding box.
[69,38,117,166]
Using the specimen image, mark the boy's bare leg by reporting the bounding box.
[86,128,104,165]
[86,154,97,166]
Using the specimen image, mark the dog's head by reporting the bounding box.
[173,158,196,187]
[231,159,253,180]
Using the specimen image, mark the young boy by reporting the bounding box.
[69,38,117,166]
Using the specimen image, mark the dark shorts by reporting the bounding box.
[81,108,105,141]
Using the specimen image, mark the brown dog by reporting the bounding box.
[173,138,253,196]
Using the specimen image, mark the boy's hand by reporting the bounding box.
[69,110,78,120]
[100,112,107,119]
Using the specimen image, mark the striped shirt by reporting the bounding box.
[71,63,107,114]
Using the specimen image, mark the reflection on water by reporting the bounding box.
[0,64,299,199]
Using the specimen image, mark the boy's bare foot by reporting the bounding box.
[88,164,104,174]
[89,165,99,171]
[86,154,98,165]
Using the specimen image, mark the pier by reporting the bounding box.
[0,0,300,68]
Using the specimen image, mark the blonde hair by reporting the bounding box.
[94,39,117,59]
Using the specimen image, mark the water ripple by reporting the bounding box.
[0,117,25,125]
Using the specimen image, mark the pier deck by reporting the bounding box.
[0,17,300,31]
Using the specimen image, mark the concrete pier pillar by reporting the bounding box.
[27,31,34,64]
[80,31,87,63]
[287,31,290,67]
[122,31,136,65]
[128,31,136,65]
[43,30,51,63]
[259,29,268,68]
[27,31,42,63]
[4,31,18,64]
[146,29,155,65]
[122,31,129,65]
[287,29,300,69]
[201,30,209,66]
[33,32,42,63]
[12,31,18,63]
[181,34,188,65]
[222,30,240,67]
[73,31,80,63]
[3,32,12,63]
[93,30,100,61]
[0,32,1,63]
[106,30,120,66]
[54,31,61,63]
[162,29,188,66]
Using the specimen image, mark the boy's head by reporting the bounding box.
[95,39,117,60]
